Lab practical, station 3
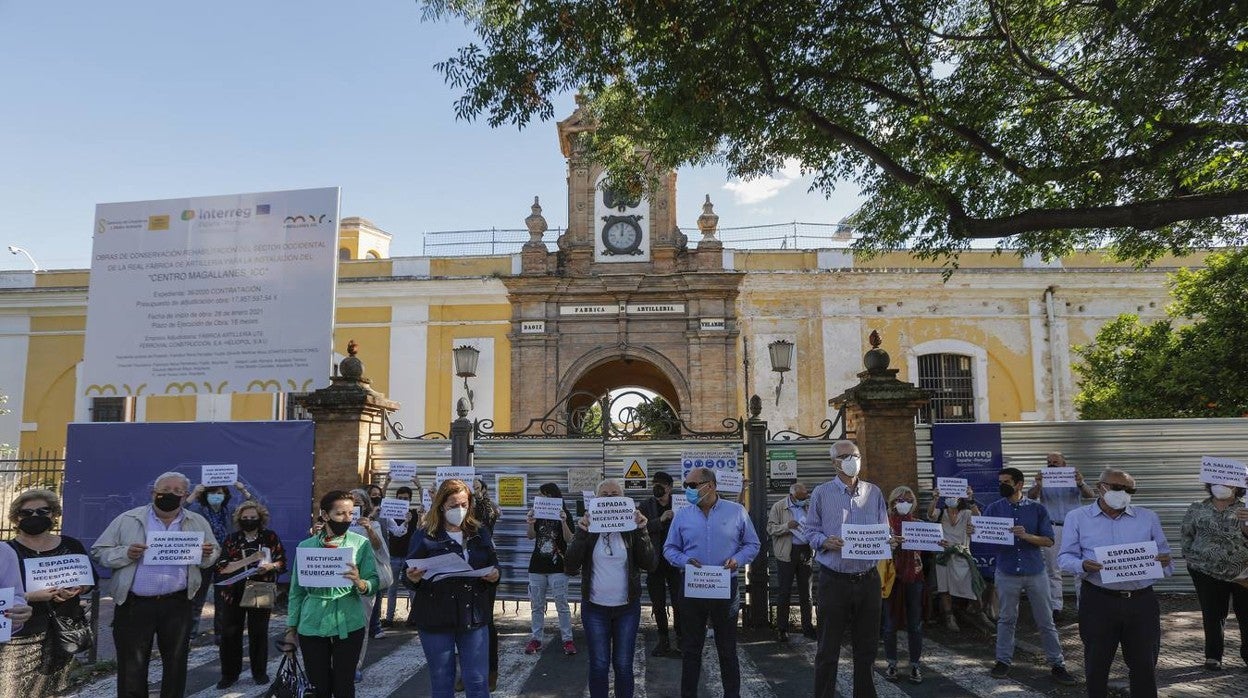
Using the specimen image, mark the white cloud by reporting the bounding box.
[722,160,803,205]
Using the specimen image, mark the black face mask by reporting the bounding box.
[370,497,382,507]
[653,484,668,497]
[325,519,351,537]
[239,519,261,532]
[998,483,1016,498]
[154,493,182,513]
[18,515,53,535]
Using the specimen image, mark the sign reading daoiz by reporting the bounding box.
[83,188,340,397]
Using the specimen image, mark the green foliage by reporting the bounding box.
[634,396,679,437]
[1074,248,1248,418]
[422,0,1247,264]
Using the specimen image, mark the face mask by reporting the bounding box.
[370,497,382,507]
[685,487,702,506]
[998,483,1016,498]
[325,519,351,536]
[838,456,861,478]
[653,484,668,497]
[1212,484,1235,500]
[444,506,468,526]
[793,498,807,507]
[894,501,913,515]
[154,493,182,513]
[18,515,53,535]
[1102,489,1131,510]
[207,493,225,507]
[239,519,261,532]
[944,497,960,508]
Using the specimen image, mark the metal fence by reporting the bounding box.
[0,449,65,539]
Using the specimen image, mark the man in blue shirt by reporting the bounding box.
[981,467,1077,685]
[1025,451,1097,621]
[664,467,760,698]
[1058,468,1173,698]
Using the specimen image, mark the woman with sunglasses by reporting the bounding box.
[3,489,94,697]
[566,478,655,698]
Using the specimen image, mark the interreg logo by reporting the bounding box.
[181,210,196,221]
[195,207,252,220]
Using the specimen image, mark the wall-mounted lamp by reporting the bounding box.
[7,246,41,272]
[453,344,481,410]
[768,339,794,405]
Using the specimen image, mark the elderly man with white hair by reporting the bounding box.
[766,481,816,642]
[91,471,221,698]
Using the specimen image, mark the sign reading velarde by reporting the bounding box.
[82,188,340,397]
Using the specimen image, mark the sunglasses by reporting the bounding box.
[1098,482,1137,494]
[682,481,709,489]
[17,507,52,518]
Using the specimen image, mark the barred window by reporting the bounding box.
[284,392,311,421]
[90,396,133,422]
[917,353,976,423]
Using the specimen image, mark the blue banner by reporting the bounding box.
[931,423,1004,579]
[63,421,314,580]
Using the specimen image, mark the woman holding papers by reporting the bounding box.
[4,488,93,697]
[881,486,924,683]
[566,478,657,698]
[928,486,986,632]
[1180,482,1248,671]
[405,478,501,698]
[213,500,286,689]
[284,490,380,698]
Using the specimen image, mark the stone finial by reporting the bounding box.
[863,330,891,374]
[525,196,548,246]
[340,340,364,380]
[697,194,720,242]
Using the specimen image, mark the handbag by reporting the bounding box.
[267,648,316,698]
[43,602,93,667]
[372,544,394,590]
[240,579,277,609]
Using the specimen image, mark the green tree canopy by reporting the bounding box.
[424,0,1247,263]
[1074,248,1248,419]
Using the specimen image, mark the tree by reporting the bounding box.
[1074,248,1248,419]
[423,0,1247,263]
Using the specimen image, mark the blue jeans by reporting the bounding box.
[995,571,1064,666]
[386,556,413,621]
[883,580,924,665]
[419,625,490,698]
[582,600,641,698]
[528,572,573,642]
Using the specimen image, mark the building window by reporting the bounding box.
[90,396,133,422]
[917,353,976,423]
[283,393,311,421]
[338,247,351,260]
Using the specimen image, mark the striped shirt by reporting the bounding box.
[802,477,888,574]
[130,506,189,597]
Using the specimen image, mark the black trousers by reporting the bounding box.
[218,602,272,679]
[1079,582,1161,698]
[815,566,880,698]
[776,546,813,631]
[679,591,740,697]
[648,559,684,640]
[1189,567,1248,665]
[113,593,194,698]
[300,628,365,698]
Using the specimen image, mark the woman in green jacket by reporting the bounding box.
[284,490,379,698]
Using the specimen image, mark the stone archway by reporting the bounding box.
[559,344,692,417]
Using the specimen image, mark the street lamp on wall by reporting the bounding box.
[768,339,794,406]
[453,344,480,410]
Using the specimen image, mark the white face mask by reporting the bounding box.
[838,455,861,478]
[894,501,913,515]
[1212,484,1236,500]
[1101,489,1131,510]
[944,497,960,508]
[444,506,468,526]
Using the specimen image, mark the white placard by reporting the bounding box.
[936,477,969,498]
[683,565,732,599]
[23,554,95,592]
[699,318,726,331]
[581,490,596,503]
[351,506,361,524]
[421,489,433,512]
[379,498,410,520]
[435,466,476,488]
[1201,456,1248,488]
[83,187,339,395]
[0,587,12,643]
[295,547,354,588]
[1095,540,1164,584]
[901,521,945,552]
[1041,467,1077,489]
[388,461,418,482]
[588,496,637,533]
[215,566,261,586]
[407,552,473,576]
[841,523,893,560]
[201,464,238,487]
[143,531,204,565]
[970,516,1016,546]
[717,471,744,495]
[681,449,740,480]
[532,496,564,521]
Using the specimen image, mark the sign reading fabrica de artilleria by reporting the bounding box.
[83,188,339,396]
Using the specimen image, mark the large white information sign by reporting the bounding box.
[24,554,95,592]
[841,523,893,560]
[296,547,354,588]
[83,188,340,396]
[1095,540,1164,584]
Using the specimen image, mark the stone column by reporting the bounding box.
[299,341,400,506]
[829,331,930,498]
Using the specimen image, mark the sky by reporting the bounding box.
[0,1,863,271]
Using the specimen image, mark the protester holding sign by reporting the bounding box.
[980,467,1076,685]
[567,478,656,698]
[1025,452,1096,622]
[0,542,33,698]
[284,489,380,698]
[186,478,253,642]
[765,482,816,643]
[881,486,925,684]
[382,487,416,628]
[525,482,576,656]
[927,486,988,633]
[663,466,760,698]
[405,479,501,697]
[90,471,220,698]
[1058,468,1173,698]
[213,501,286,689]
[1180,481,1248,671]
[638,471,683,656]
[3,489,94,696]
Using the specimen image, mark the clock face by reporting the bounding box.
[602,217,643,255]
